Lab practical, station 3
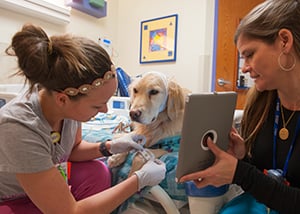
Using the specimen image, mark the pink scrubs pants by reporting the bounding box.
[0,160,111,213]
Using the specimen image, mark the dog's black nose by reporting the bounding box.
[130,110,141,121]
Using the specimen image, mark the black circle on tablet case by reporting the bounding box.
[202,132,214,148]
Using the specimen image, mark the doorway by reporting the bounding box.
[212,0,264,109]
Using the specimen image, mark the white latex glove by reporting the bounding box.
[134,159,166,191]
[110,133,144,154]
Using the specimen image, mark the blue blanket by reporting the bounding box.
[82,113,187,213]
[110,135,187,213]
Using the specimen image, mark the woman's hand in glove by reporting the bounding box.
[134,159,166,191]
[107,133,145,154]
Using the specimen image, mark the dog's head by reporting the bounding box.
[129,71,185,124]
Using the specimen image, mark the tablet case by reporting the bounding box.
[176,91,237,181]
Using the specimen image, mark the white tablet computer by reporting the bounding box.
[176,91,237,181]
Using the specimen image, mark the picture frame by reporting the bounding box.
[140,14,178,63]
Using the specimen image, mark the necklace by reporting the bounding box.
[51,131,61,144]
[279,104,296,140]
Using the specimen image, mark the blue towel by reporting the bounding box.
[111,135,187,213]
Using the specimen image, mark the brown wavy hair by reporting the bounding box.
[234,0,300,154]
[5,24,113,99]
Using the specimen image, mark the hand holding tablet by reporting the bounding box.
[176,92,237,181]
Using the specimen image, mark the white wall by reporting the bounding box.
[115,0,215,92]
[0,0,119,84]
[0,0,215,92]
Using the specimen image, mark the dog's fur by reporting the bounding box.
[108,72,189,176]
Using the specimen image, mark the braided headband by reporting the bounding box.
[62,65,116,96]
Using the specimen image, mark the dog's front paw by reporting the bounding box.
[107,152,128,168]
[128,152,149,177]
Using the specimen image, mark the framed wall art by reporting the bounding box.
[140,14,178,63]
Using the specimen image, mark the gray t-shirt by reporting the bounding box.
[0,87,80,201]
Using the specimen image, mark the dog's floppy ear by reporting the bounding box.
[167,80,186,121]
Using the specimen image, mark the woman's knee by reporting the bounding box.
[68,160,111,200]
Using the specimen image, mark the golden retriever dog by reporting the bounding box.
[108,71,189,176]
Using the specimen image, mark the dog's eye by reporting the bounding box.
[149,89,159,95]
[133,88,138,94]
